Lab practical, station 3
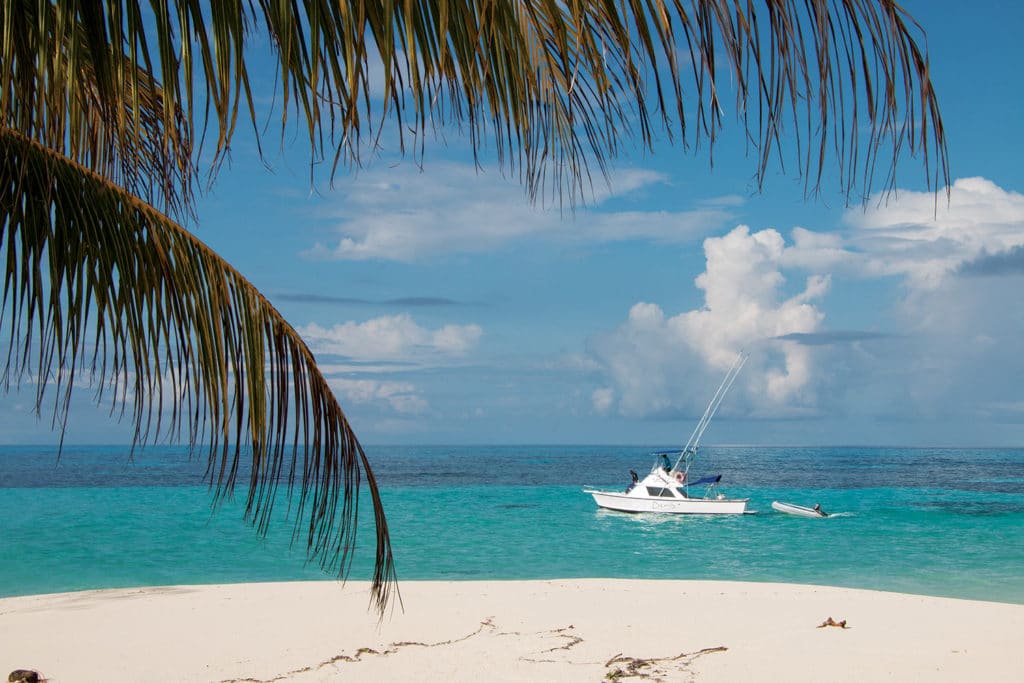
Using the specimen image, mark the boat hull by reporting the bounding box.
[587,490,748,514]
[771,501,827,518]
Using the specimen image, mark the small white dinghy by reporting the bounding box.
[772,501,829,518]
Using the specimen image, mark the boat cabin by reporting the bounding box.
[644,485,688,498]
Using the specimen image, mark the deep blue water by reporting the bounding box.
[2,445,1022,603]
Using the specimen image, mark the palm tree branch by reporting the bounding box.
[1,0,196,218]
[3,1,947,212]
[0,125,397,613]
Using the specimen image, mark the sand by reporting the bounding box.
[1,579,1021,682]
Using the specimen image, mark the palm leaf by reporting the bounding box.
[0,126,397,614]
[0,0,950,618]
[0,0,195,217]
[269,0,949,201]
[3,1,947,212]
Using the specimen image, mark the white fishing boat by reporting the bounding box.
[771,501,829,518]
[584,352,750,515]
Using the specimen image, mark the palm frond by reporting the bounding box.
[0,0,950,620]
[267,0,949,202]
[254,0,949,200]
[0,126,397,614]
[3,1,947,210]
[0,0,195,218]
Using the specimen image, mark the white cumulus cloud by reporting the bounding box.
[298,314,483,417]
[591,225,829,418]
[328,378,428,414]
[305,163,735,261]
[591,387,614,415]
[299,314,482,363]
[588,176,1024,427]
[846,177,1024,288]
[299,315,483,417]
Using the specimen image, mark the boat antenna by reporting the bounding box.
[673,351,749,472]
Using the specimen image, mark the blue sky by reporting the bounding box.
[4,0,1023,446]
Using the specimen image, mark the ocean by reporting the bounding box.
[2,445,1022,603]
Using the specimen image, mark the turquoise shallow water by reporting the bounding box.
[2,445,1022,602]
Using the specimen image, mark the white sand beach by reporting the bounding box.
[2,579,1021,682]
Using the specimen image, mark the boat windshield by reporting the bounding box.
[684,474,722,487]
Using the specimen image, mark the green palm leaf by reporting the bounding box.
[1,1,949,617]
[0,126,396,613]
[3,1,946,212]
